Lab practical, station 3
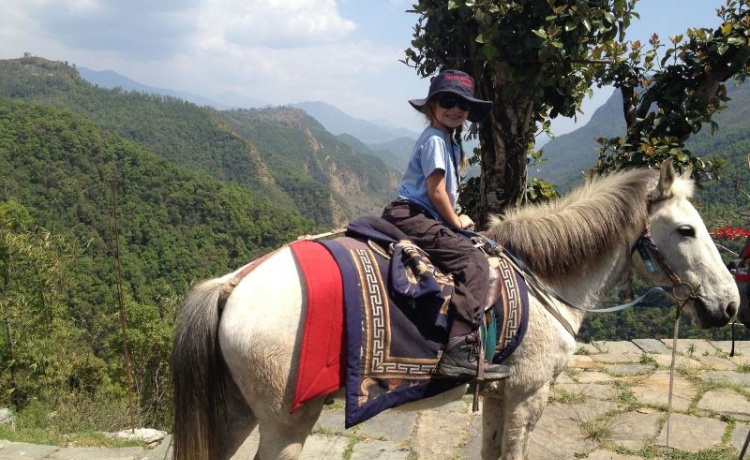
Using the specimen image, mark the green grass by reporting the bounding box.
[0,425,143,448]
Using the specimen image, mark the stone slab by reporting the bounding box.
[412,410,472,460]
[0,442,60,458]
[655,412,726,453]
[589,354,644,364]
[605,364,654,376]
[574,371,613,383]
[650,354,702,369]
[313,410,347,435]
[586,449,645,460]
[694,355,738,370]
[429,398,468,413]
[231,430,259,460]
[553,383,616,402]
[357,411,417,442]
[593,341,643,354]
[697,390,750,420]
[575,342,599,355]
[461,415,482,460]
[300,434,348,460]
[629,370,697,411]
[349,440,410,460]
[710,340,750,357]
[661,338,718,357]
[569,401,620,423]
[527,403,597,460]
[568,355,600,369]
[731,423,750,454]
[703,370,750,386]
[554,371,576,384]
[607,411,662,450]
[632,338,670,354]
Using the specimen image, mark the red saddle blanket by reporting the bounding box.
[289,240,345,412]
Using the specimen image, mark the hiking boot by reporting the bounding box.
[436,333,510,380]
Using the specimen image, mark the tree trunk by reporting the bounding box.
[471,60,536,227]
[476,97,534,226]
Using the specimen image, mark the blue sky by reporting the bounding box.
[0,0,727,135]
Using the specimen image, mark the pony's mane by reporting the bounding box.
[485,168,663,282]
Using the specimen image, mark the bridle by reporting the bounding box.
[631,194,702,305]
[632,229,701,304]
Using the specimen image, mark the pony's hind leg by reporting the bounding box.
[253,397,326,460]
[222,374,258,459]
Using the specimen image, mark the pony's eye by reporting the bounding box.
[677,225,695,237]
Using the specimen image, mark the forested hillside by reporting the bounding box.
[0,97,317,430]
[221,107,399,223]
[0,56,397,227]
[538,83,750,215]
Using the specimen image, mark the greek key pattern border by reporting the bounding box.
[353,248,436,377]
[498,256,521,343]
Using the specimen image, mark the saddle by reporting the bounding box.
[289,216,530,427]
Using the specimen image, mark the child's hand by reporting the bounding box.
[458,214,475,230]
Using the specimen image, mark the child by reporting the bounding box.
[382,69,509,380]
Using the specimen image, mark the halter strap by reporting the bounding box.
[632,230,699,302]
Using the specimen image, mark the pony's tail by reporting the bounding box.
[172,278,228,460]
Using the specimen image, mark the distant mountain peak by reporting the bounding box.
[292,101,420,144]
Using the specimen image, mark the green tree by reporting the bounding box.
[407,0,750,222]
[0,201,91,411]
[592,0,750,178]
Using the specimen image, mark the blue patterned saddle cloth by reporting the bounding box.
[322,216,530,428]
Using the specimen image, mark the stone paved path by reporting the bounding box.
[1,339,749,459]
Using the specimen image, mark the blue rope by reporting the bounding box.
[461,230,673,314]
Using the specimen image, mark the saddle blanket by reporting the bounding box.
[288,235,529,427]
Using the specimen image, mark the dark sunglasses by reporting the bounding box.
[437,95,471,111]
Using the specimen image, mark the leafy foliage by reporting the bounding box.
[591,0,750,180]
[0,97,316,428]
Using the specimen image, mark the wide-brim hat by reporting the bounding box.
[408,69,492,123]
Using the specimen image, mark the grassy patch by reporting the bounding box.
[549,387,588,404]
[579,413,617,442]
[640,353,659,367]
[0,424,142,448]
[575,346,592,356]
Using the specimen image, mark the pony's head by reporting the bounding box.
[485,159,739,329]
[633,160,739,328]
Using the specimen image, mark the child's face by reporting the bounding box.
[433,94,469,130]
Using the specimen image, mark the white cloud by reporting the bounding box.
[0,0,426,129]
[195,0,358,51]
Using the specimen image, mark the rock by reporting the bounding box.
[104,428,167,444]
[0,408,15,427]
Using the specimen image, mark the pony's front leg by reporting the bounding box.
[480,394,505,459]
[498,383,550,460]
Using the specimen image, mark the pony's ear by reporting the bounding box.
[657,158,676,197]
[681,165,693,180]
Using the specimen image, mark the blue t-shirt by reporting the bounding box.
[397,126,461,222]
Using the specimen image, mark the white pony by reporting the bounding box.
[172,160,739,460]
